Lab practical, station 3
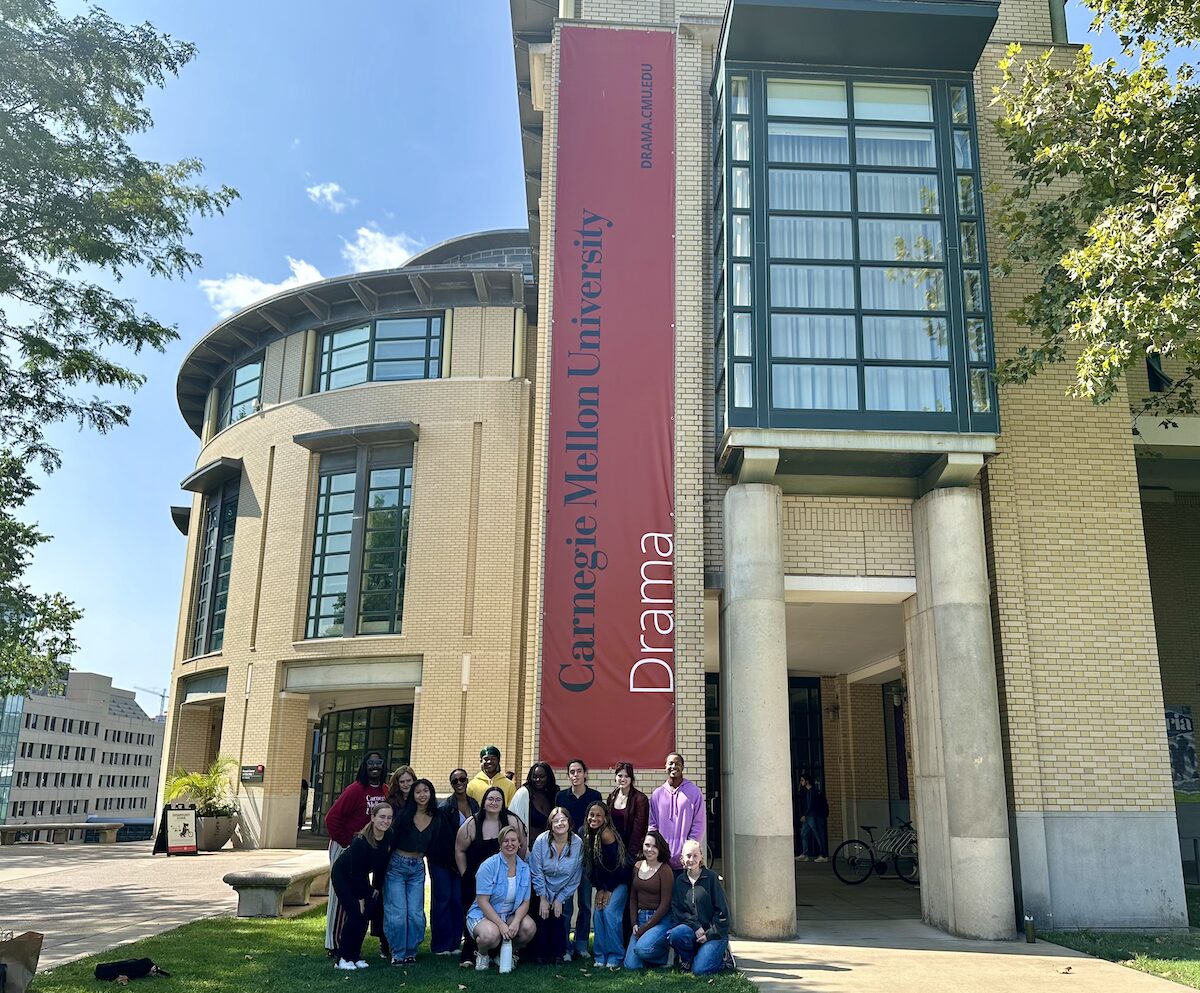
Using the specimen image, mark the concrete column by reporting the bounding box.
[905,486,1015,939]
[721,481,796,938]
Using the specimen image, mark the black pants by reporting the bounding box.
[336,889,374,963]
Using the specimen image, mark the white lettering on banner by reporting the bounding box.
[631,532,674,694]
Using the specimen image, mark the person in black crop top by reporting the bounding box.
[383,778,441,964]
[331,803,394,970]
[581,801,630,968]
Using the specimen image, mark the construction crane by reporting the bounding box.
[134,685,168,718]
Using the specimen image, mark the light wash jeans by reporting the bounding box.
[624,907,673,969]
[591,884,628,967]
[384,853,427,961]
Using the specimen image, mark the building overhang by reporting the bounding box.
[282,656,423,694]
[180,457,244,494]
[293,421,419,453]
[720,0,999,73]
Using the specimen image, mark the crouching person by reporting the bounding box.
[466,826,536,972]
[666,839,730,975]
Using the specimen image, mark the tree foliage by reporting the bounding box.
[0,0,236,696]
[992,0,1200,423]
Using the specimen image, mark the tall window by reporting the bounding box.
[307,445,414,638]
[316,316,442,393]
[216,357,263,431]
[715,71,996,433]
[191,481,238,657]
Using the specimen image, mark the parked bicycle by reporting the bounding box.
[832,820,918,885]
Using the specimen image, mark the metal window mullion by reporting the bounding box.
[751,69,772,423]
[935,80,969,430]
[344,448,369,639]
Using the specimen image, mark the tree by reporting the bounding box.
[992,0,1200,424]
[0,0,236,696]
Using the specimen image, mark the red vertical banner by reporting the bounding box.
[539,27,676,769]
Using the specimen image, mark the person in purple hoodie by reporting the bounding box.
[647,753,705,871]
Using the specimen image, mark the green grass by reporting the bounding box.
[31,909,755,993]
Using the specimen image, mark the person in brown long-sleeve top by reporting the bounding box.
[622,830,675,969]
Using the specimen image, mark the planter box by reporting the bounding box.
[198,815,237,851]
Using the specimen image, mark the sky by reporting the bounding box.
[16,1,1182,717]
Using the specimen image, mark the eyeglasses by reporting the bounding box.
[450,777,468,785]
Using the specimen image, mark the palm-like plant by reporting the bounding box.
[163,755,240,818]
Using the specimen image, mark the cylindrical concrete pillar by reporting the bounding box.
[722,482,796,938]
[907,486,1015,939]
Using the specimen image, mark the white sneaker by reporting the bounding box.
[561,952,573,963]
[475,952,491,972]
[795,854,810,862]
[354,960,369,969]
[814,856,829,863]
[335,959,358,971]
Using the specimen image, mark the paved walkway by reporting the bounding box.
[0,842,326,968]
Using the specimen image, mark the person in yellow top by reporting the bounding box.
[467,746,516,806]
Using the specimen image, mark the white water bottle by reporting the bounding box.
[499,939,514,974]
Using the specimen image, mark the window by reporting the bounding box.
[316,316,442,393]
[307,445,414,639]
[216,357,263,431]
[191,480,239,657]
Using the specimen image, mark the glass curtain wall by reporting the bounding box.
[0,695,23,823]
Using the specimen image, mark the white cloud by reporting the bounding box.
[305,181,355,213]
[341,227,421,272]
[199,257,325,318]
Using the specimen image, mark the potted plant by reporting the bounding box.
[163,755,240,851]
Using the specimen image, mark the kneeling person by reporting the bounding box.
[666,840,730,975]
[466,826,536,972]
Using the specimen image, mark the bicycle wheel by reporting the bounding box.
[893,840,919,885]
[832,839,873,885]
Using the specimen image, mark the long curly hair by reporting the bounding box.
[581,800,627,873]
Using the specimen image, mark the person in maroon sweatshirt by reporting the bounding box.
[324,751,390,955]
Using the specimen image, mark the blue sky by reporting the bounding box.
[19,1,1178,716]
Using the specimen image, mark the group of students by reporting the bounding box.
[324,746,730,976]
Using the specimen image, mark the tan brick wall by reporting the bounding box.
[781,496,914,577]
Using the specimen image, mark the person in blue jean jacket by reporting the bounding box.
[383,778,441,964]
[666,839,730,975]
[623,830,675,969]
[528,807,583,963]
[466,827,536,972]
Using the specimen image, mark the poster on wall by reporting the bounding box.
[1166,705,1200,803]
[538,26,677,768]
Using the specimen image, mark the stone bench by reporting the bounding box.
[0,822,123,845]
[223,856,331,918]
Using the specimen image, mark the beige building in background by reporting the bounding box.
[161,0,1193,941]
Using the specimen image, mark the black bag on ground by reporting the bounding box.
[93,958,171,981]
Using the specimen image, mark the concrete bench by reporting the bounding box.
[223,855,331,918]
[0,822,123,845]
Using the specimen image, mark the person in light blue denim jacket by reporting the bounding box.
[528,807,584,963]
[465,827,535,971]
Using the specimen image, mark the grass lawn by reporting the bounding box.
[30,909,755,993]
[1044,885,1200,990]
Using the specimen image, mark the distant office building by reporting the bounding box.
[0,672,163,829]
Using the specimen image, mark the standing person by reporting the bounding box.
[428,769,478,956]
[623,830,675,970]
[647,753,706,872]
[455,786,527,967]
[324,751,390,956]
[555,758,601,960]
[330,803,394,970]
[582,801,630,969]
[510,761,558,843]
[795,773,830,862]
[467,746,516,806]
[384,778,441,965]
[466,826,536,973]
[527,806,583,964]
[373,763,418,958]
[666,840,730,976]
[605,763,650,863]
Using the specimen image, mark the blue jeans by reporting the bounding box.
[563,878,593,955]
[801,816,828,858]
[667,923,728,976]
[591,884,628,967]
[624,908,672,969]
[384,853,426,961]
[428,862,462,954]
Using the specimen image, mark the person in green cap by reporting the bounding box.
[468,745,516,806]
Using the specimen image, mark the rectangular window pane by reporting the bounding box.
[858,219,943,262]
[331,325,370,349]
[767,123,848,164]
[375,318,429,339]
[768,169,850,211]
[767,79,846,118]
[731,119,750,161]
[966,318,989,362]
[730,76,749,116]
[328,365,369,391]
[865,367,952,412]
[858,173,940,214]
[373,360,427,381]
[732,313,753,357]
[950,86,970,124]
[770,264,855,309]
[357,466,413,635]
[732,214,751,257]
[732,263,752,307]
[374,339,427,360]
[963,270,984,312]
[770,216,852,260]
[772,364,858,409]
[732,167,751,208]
[953,131,974,169]
[733,363,753,407]
[853,83,933,122]
[860,267,945,311]
[863,316,949,360]
[970,369,992,412]
[960,222,980,264]
[307,471,356,639]
[958,175,977,214]
[856,127,936,168]
[772,315,857,359]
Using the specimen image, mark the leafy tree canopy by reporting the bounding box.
[0,0,236,696]
[993,0,1200,424]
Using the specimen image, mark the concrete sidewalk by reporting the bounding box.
[0,842,326,968]
[733,919,1181,992]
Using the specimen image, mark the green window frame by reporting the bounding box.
[306,444,414,639]
[315,315,442,393]
[190,480,239,657]
[215,356,263,431]
[714,68,998,435]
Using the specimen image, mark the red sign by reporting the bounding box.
[539,26,676,769]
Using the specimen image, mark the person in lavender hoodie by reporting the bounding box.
[647,753,705,872]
